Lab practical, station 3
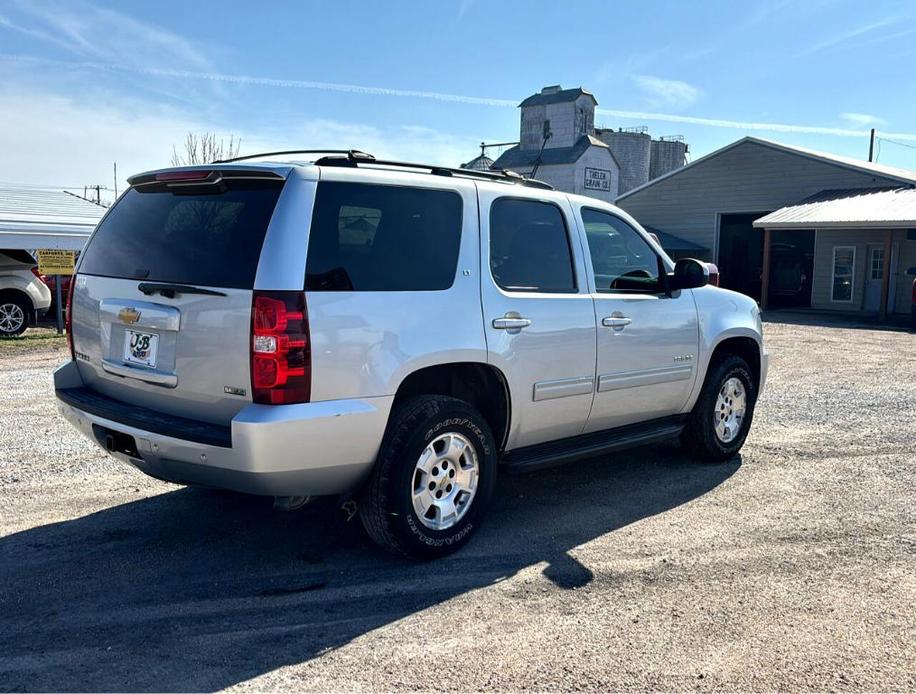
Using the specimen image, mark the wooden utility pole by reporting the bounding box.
[868,128,876,162]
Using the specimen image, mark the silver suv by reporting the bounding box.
[55,150,768,558]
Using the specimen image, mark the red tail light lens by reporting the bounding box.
[30,267,42,279]
[706,262,720,287]
[250,291,310,404]
[155,170,213,182]
[65,274,76,360]
[911,278,916,306]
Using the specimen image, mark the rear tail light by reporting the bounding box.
[65,274,75,360]
[911,278,916,306]
[30,267,42,279]
[706,262,720,287]
[250,290,310,405]
[155,170,213,182]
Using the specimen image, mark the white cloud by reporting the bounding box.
[839,112,886,127]
[3,0,211,69]
[632,75,700,109]
[0,87,479,190]
[796,17,899,57]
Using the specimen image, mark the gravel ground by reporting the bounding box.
[0,315,914,692]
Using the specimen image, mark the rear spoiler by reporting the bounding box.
[128,168,287,187]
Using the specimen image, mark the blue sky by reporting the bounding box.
[1,0,915,193]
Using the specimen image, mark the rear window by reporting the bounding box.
[78,180,284,289]
[306,182,462,291]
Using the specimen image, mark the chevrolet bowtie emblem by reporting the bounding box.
[118,307,142,325]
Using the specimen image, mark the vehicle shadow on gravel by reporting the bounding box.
[0,445,739,692]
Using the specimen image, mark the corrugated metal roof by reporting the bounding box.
[753,187,916,229]
[0,184,106,250]
[617,136,916,201]
[492,135,615,169]
[461,154,495,171]
[519,87,597,108]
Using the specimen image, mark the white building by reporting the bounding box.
[489,85,689,200]
[491,86,621,203]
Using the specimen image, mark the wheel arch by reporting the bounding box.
[391,361,511,451]
[709,335,761,390]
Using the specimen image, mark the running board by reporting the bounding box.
[502,416,686,474]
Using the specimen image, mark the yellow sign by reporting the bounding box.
[37,249,76,276]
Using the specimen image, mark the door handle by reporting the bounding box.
[492,316,531,330]
[602,315,632,329]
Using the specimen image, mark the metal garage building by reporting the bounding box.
[0,184,105,251]
[615,137,916,318]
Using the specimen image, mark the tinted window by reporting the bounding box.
[306,182,462,291]
[490,199,576,293]
[79,180,284,289]
[581,208,660,293]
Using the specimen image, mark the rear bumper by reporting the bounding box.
[54,361,392,496]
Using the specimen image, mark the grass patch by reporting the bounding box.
[0,328,68,354]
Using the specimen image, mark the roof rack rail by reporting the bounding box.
[314,154,553,190]
[213,149,375,164]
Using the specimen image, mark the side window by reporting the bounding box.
[581,208,661,293]
[306,182,462,291]
[490,198,576,293]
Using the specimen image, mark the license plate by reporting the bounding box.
[124,330,159,367]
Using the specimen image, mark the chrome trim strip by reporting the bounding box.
[533,377,594,402]
[598,365,692,393]
[101,359,178,387]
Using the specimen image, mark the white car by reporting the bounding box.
[55,150,768,558]
[0,250,51,336]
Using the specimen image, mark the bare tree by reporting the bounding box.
[170,133,241,166]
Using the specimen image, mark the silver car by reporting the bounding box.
[55,151,768,558]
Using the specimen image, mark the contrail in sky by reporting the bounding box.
[3,53,916,142]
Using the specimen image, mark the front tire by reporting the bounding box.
[682,354,757,462]
[359,395,497,559]
[0,296,30,337]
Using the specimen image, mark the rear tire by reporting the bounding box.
[0,296,30,337]
[359,395,497,559]
[681,354,757,462]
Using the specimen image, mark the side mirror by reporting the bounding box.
[669,258,709,291]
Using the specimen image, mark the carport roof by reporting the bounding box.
[753,187,916,229]
[0,184,106,250]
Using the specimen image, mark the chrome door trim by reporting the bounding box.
[597,365,692,393]
[533,376,595,402]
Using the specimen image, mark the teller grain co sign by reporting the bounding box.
[584,167,611,192]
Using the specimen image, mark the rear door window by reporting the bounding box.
[489,198,576,293]
[306,182,463,291]
[78,179,284,289]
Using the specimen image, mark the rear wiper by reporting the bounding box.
[137,282,227,298]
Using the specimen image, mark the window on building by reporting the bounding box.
[306,182,462,291]
[869,247,884,281]
[489,198,576,293]
[831,246,856,302]
[581,208,661,293]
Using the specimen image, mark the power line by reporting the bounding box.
[877,137,916,151]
